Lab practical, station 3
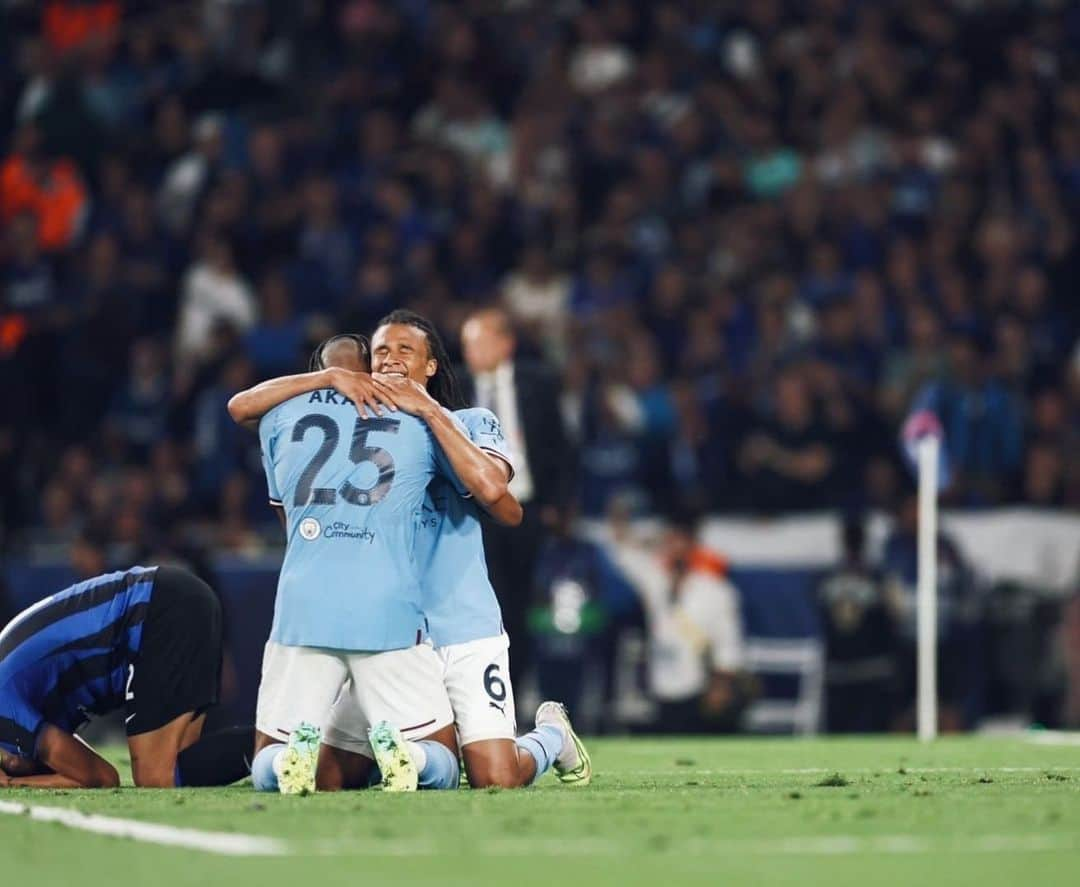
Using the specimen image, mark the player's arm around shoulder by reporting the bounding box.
[379,377,512,510]
[227,368,399,429]
[227,368,335,429]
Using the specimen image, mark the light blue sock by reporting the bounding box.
[516,724,565,785]
[251,743,285,792]
[413,740,460,790]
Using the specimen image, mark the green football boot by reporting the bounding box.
[274,721,321,796]
[536,701,593,786]
[368,721,418,792]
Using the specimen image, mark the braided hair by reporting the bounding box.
[308,333,370,371]
[373,309,466,410]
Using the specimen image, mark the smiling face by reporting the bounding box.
[371,322,437,387]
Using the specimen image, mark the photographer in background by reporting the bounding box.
[607,511,752,733]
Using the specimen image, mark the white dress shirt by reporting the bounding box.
[475,361,535,503]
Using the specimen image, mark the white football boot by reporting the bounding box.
[368,721,419,792]
[274,721,321,796]
[535,701,593,786]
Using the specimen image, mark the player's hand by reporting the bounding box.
[0,768,10,787]
[1,751,39,777]
[327,368,399,418]
[701,673,735,716]
[373,374,439,417]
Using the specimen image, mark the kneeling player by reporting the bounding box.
[0,565,251,789]
[231,314,591,790]
[334,312,591,790]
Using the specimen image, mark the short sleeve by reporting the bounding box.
[460,408,515,480]
[258,407,283,506]
[431,412,471,497]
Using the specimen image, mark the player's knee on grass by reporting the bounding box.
[128,710,198,787]
[94,765,122,788]
[130,741,180,788]
[87,759,122,788]
[462,739,530,789]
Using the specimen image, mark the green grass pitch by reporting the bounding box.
[4,736,1080,886]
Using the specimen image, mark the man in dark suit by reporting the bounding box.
[461,308,572,684]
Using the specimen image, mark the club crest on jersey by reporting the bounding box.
[299,517,321,540]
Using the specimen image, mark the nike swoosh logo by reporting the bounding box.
[125,713,136,724]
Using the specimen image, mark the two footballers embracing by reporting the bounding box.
[0,310,590,793]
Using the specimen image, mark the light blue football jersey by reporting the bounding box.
[259,388,462,651]
[417,408,513,647]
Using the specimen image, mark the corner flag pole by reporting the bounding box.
[916,435,940,742]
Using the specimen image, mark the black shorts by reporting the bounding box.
[125,566,223,737]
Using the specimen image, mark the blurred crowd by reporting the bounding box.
[2,0,1080,560]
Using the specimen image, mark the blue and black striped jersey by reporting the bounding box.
[0,566,158,757]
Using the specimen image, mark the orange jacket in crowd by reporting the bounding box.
[0,154,88,252]
[42,1,121,54]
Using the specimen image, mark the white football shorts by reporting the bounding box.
[438,633,517,746]
[319,642,454,756]
[256,641,453,756]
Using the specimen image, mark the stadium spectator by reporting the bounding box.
[156,112,224,237]
[243,270,305,378]
[175,234,256,372]
[500,243,570,366]
[818,518,898,733]
[106,338,171,462]
[0,1,1072,582]
[737,367,838,513]
[913,334,1025,505]
[41,1,121,57]
[607,511,749,734]
[0,123,88,252]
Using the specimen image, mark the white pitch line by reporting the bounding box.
[1027,732,1080,747]
[0,800,286,857]
[625,765,1080,777]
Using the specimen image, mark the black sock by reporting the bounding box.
[176,725,256,787]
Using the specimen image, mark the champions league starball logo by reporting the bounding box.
[299,517,321,540]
